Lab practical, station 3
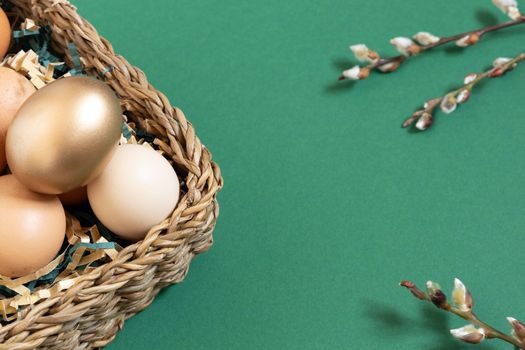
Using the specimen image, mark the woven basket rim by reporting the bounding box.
[0,1,222,348]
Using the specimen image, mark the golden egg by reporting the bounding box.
[0,8,10,59]
[0,175,66,277]
[6,76,123,194]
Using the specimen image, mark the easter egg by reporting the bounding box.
[0,67,36,173]
[0,132,6,173]
[0,8,10,59]
[0,68,36,136]
[6,76,122,194]
[0,175,66,277]
[87,144,180,241]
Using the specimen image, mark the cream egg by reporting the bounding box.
[87,144,180,241]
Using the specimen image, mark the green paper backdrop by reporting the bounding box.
[69,0,525,349]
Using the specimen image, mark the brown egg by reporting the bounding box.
[0,8,10,59]
[0,131,6,173]
[0,67,36,136]
[6,76,122,194]
[59,186,88,206]
[0,175,66,277]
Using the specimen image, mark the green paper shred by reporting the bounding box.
[12,24,84,78]
[67,42,84,76]
[12,28,40,39]
[136,129,156,143]
[122,123,133,140]
[0,240,117,297]
[99,65,115,77]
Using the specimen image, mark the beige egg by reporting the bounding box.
[0,67,36,137]
[0,8,10,59]
[87,144,180,241]
[0,175,66,277]
[0,132,6,173]
[0,68,35,174]
[6,76,122,194]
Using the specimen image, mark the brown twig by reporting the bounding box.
[400,280,525,348]
[402,51,525,129]
[339,16,525,80]
[445,307,520,346]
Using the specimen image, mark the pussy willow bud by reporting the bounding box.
[440,94,458,114]
[426,281,449,309]
[378,61,401,73]
[464,73,477,85]
[390,37,421,56]
[456,89,471,104]
[507,317,525,342]
[450,325,485,344]
[412,32,440,46]
[340,66,369,80]
[492,0,522,20]
[350,44,380,63]
[415,112,433,131]
[452,278,473,312]
[456,33,480,47]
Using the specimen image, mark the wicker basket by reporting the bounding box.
[0,1,222,349]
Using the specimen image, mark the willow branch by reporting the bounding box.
[400,280,525,349]
[402,51,525,129]
[339,16,525,80]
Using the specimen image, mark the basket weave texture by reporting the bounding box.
[0,1,222,349]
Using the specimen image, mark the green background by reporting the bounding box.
[69,1,525,349]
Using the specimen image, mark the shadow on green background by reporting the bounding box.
[69,1,525,349]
